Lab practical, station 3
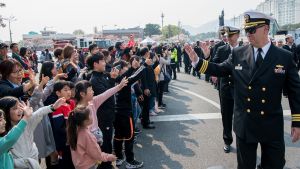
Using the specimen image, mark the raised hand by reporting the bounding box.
[291,127,300,143]
[184,44,198,63]
[20,101,33,121]
[52,97,66,110]
[118,77,128,89]
[110,68,119,79]
[54,73,68,81]
[40,74,50,86]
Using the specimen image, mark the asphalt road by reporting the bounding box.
[117,70,300,169]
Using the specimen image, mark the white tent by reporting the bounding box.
[140,37,156,44]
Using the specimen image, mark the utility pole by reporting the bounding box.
[4,16,16,43]
[161,13,164,31]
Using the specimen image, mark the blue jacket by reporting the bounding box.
[0,120,27,169]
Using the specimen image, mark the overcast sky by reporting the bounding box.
[0,0,263,41]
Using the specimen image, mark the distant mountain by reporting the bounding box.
[183,19,234,35]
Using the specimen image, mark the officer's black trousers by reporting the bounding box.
[236,136,285,169]
[205,74,210,82]
[220,96,234,145]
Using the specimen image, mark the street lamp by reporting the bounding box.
[3,16,17,43]
[161,13,164,31]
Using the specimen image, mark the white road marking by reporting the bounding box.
[150,110,291,122]
[170,85,221,109]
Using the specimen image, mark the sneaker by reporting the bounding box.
[116,158,125,166]
[126,160,144,169]
[134,128,141,135]
[158,104,166,109]
[150,112,158,116]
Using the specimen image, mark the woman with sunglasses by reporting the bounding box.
[0,59,35,99]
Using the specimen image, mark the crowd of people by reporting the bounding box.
[0,38,190,169]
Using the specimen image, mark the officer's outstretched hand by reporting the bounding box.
[184,44,198,63]
[291,127,300,143]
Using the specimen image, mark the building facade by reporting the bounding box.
[103,27,144,39]
[256,0,300,26]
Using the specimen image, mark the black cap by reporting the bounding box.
[0,43,8,49]
[224,26,240,36]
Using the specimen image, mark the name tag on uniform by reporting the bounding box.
[235,64,243,70]
[274,65,285,74]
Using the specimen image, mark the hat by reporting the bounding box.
[0,43,8,49]
[243,11,273,29]
[224,26,240,36]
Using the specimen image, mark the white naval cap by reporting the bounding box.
[243,11,274,29]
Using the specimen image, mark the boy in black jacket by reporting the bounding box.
[87,53,119,169]
[113,56,145,168]
[140,47,159,129]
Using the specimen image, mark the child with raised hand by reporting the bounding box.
[75,78,128,144]
[51,80,76,169]
[30,62,67,168]
[0,108,32,169]
[67,106,117,169]
[0,96,66,169]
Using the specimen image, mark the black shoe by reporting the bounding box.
[158,105,166,109]
[149,121,154,124]
[126,160,144,169]
[223,145,231,153]
[143,124,155,129]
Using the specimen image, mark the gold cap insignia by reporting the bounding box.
[244,14,250,23]
[276,65,284,68]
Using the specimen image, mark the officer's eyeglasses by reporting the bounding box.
[245,25,265,34]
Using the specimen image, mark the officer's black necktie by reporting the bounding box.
[256,48,263,69]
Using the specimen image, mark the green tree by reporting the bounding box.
[181,29,190,36]
[144,23,161,36]
[73,29,85,35]
[162,24,190,38]
[190,32,217,41]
